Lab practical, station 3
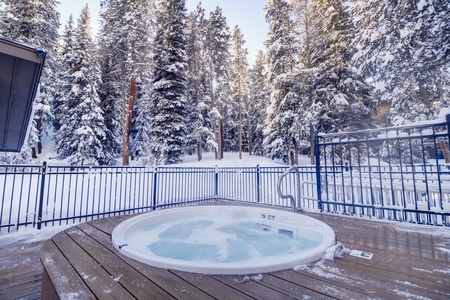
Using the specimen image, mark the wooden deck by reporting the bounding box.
[1,207,450,299]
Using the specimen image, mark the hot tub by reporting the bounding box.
[112,205,335,275]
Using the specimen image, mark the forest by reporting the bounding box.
[0,0,449,166]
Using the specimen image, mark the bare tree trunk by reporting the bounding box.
[37,119,42,154]
[122,72,136,165]
[310,124,315,165]
[213,123,218,159]
[239,94,242,160]
[439,140,450,163]
[197,140,202,161]
[32,147,37,159]
[290,151,295,166]
[247,116,252,156]
[219,118,224,159]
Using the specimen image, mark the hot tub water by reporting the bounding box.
[126,217,320,263]
[112,205,335,274]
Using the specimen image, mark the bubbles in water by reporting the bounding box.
[129,218,320,263]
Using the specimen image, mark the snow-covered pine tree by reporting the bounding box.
[53,15,76,133]
[54,15,78,159]
[129,0,157,161]
[263,0,300,164]
[0,0,60,161]
[304,0,375,134]
[352,0,450,125]
[0,1,6,30]
[289,0,321,159]
[149,0,188,165]
[55,5,106,166]
[98,0,154,165]
[229,25,249,159]
[185,4,216,161]
[205,7,231,159]
[130,82,153,160]
[247,50,270,156]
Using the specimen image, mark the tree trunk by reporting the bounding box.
[310,124,315,165]
[290,151,295,166]
[213,123,218,160]
[31,147,37,159]
[239,95,242,160]
[197,140,202,162]
[37,119,42,154]
[122,72,136,166]
[247,116,252,156]
[439,140,450,163]
[219,118,224,159]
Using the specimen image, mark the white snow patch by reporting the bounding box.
[293,264,307,271]
[235,274,263,283]
[172,151,289,168]
[412,268,433,274]
[252,274,263,281]
[113,274,123,282]
[437,247,450,255]
[0,224,72,243]
[395,280,419,288]
[433,268,450,275]
[393,289,432,300]
[417,0,429,10]
[80,272,96,282]
[322,242,346,261]
[60,293,81,300]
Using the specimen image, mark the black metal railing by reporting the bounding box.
[314,114,450,226]
[1,115,449,234]
[0,164,319,234]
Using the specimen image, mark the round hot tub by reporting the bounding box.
[112,205,335,275]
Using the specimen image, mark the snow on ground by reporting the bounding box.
[0,223,72,245]
[40,132,313,167]
[172,151,312,167]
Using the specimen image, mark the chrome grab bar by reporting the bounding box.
[277,166,302,212]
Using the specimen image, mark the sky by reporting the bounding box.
[57,0,269,64]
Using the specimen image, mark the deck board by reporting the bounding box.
[1,205,449,299]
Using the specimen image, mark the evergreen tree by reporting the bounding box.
[53,14,76,132]
[352,0,450,125]
[247,51,270,156]
[290,0,321,158]
[229,25,249,159]
[0,0,60,161]
[55,5,106,166]
[185,5,216,161]
[205,7,231,159]
[98,0,154,165]
[303,0,375,134]
[149,0,188,165]
[131,84,153,160]
[54,15,77,159]
[129,0,157,161]
[263,0,299,164]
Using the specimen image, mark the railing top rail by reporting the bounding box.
[317,115,449,140]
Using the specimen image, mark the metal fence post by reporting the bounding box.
[214,165,219,200]
[152,167,158,209]
[314,135,322,211]
[447,114,450,149]
[256,164,261,203]
[36,161,47,230]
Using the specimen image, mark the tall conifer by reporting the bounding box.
[149,0,188,165]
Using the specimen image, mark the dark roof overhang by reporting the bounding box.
[0,36,46,152]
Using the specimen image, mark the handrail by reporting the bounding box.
[277,166,302,212]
